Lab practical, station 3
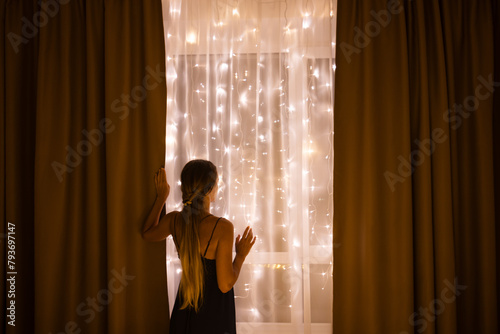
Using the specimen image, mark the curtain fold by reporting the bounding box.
[334,0,499,333]
[2,1,169,333]
[494,0,500,328]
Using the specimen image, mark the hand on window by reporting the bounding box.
[235,226,256,259]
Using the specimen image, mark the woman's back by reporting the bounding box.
[142,161,255,333]
[170,212,237,334]
[176,213,222,260]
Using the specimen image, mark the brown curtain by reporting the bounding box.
[334,0,499,333]
[1,1,169,333]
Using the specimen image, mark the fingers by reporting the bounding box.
[155,168,168,184]
[250,236,256,246]
[157,168,165,180]
[242,226,251,239]
[235,226,257,258]
[246,227,253,240]
[239,226,255,244]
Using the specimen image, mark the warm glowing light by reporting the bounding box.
[167,72,177,80]
[302,18,311,29]
[186,32,197,44]
[239,93,248,105]
[164,1,335,327]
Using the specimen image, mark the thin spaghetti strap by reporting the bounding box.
[203,217,222,257]
[173,212,180,250]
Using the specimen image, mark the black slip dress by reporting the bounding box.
[169,214,237,334]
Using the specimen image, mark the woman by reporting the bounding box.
[142,159,256,333]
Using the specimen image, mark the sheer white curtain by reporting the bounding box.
[161,1,336,333]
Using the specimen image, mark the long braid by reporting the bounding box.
[177,160,217,311]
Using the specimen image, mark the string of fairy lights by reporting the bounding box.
[163,0,335,327]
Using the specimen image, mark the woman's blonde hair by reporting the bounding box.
[178,159,218,311]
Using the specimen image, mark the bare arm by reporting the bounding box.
[142,168,171,242]
[216,221,256,293]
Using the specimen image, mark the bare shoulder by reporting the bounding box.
[216,217,234,234]
[165,210,181,219]
[162,210,181,227]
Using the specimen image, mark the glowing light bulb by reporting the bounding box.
[302,18,311,29]
[239,93,247,105]
[186,32,197,44]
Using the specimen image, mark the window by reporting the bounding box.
[162,1,336,332]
